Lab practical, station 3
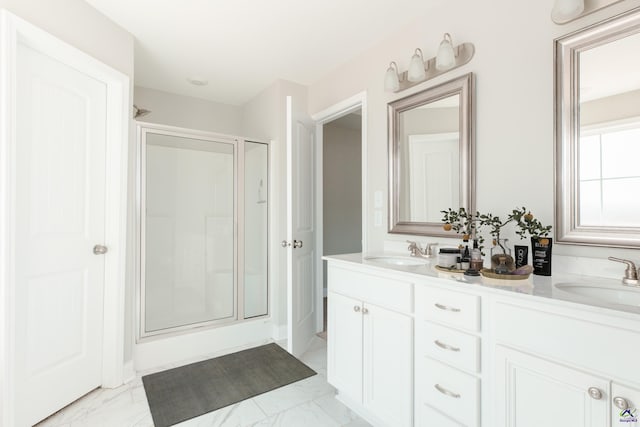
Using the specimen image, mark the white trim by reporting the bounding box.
[0,10,129,424]
[311,91,368,334]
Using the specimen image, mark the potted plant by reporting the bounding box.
[509,207,553,276]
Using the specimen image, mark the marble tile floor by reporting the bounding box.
[36,337,371,427]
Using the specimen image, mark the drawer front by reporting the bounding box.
[417,321,480,374]
[416,285,480,332]
[416,403,464,427]
[417,357,479,427]
[494,301,640,381]
[328,265,413,313]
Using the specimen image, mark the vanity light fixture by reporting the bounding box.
[384,61,400,92]
[384,33,475,93]
[551,0,584,22]
[408,48,427,82]
[435,33,456,71]
[551,0,625,24]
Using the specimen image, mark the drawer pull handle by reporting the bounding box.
[434,303,461,312]
[435,383,461,399]
[434,340,460,352]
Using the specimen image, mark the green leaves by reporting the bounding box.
[441,206,553,242]
[508,207,552,239]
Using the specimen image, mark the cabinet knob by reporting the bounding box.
[293,239,303,249]
[353,305,361,312]
[587,387,603,400]
[613,396,630,410]
[362,307,369,314]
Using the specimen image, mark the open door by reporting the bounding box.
[285,96,317,357]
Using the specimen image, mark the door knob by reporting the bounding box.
[293,240,303,249]
[93,244,108,255]
[281,240,291,248]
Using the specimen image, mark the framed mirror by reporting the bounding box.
[555,7,640,247]
[388,73,474,236]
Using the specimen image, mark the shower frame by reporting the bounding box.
[135,122,270,341]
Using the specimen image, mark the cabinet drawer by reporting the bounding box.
[417,358,479,427]
[416,403,464,427]
[494,301,640,380]
[328,265,413,313]
[416,285,480,332]
[417,321,480,373]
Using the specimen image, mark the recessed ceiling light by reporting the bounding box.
[187,77,208,86]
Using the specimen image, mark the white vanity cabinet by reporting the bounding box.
[414,283,483,427]
[492,299,640,427]
[327,264,414,427]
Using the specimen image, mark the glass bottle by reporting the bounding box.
[494,256,510,275]
[490,238,515,271]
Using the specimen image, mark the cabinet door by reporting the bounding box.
[327,292,363,402]
[611,382,640,426]
[495,345,608,427]
[363,303,413,427]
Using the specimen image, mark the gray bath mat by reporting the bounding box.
[142,343,316,427]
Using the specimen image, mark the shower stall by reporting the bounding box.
[137,124,269,339]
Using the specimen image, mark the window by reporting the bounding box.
[579,120,640,227]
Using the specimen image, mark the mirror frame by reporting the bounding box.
[388,72,475,236]
[555,7,640,248]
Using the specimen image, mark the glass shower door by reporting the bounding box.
[143,132,236,334]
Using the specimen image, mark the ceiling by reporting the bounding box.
[85,0,441,106]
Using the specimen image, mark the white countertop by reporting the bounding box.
[324,252,640,318]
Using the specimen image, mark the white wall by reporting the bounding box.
[308,0,640,261]
[134,86,243,135]
[581,89,640,125]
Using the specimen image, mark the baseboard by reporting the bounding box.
[271,323,287,341]
[134,319,272,372]
[122,360,136,383]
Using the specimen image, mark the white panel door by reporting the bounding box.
[495,345,609,427]
[286,98,317,357]
[14,41,108,426]
[408,133,459,222]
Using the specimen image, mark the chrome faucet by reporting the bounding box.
[406,240,438,258]
[608,257,639,286]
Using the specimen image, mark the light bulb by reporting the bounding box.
[436,33,456,71]
[384,62,400,92]
[408,48,426,82]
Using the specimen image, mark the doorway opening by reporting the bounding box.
[313,94,366,340]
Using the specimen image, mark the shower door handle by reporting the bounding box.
[293,240,303,249]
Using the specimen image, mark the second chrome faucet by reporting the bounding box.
[407,240,438,258]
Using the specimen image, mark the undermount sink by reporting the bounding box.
[363,255,431,266]
[554,282,640,307]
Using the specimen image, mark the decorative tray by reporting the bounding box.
[434,265,466,274]
[480,268,531,280]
